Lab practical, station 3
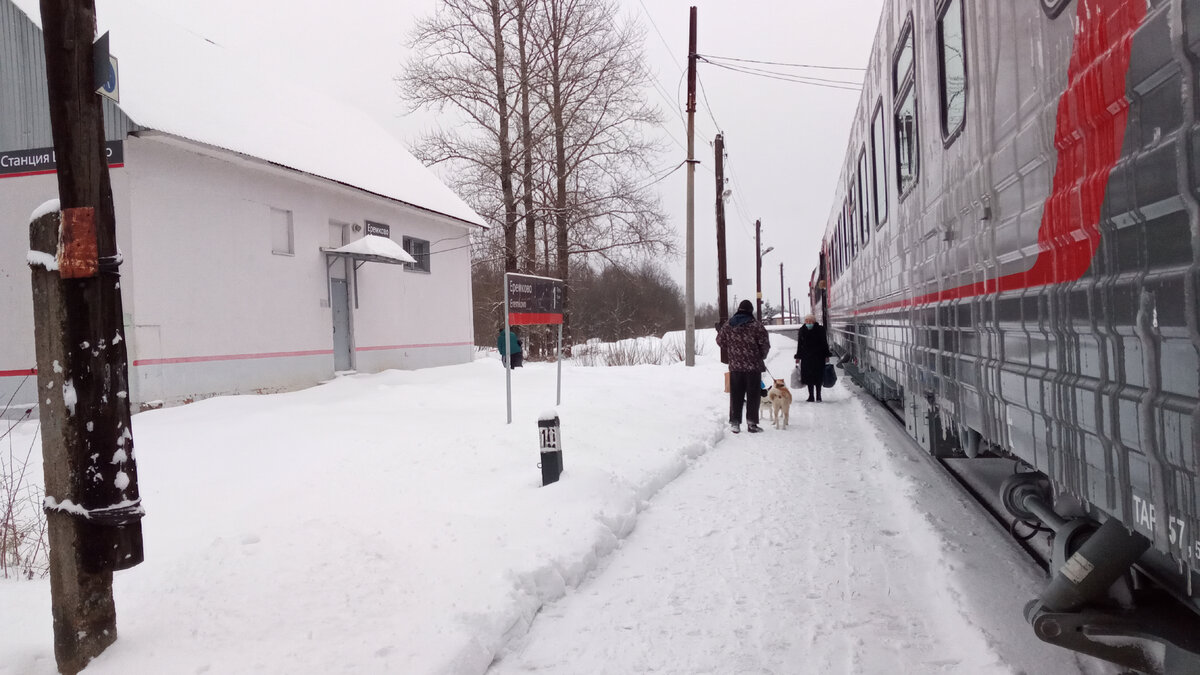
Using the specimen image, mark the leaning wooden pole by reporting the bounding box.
[32,1,144,672]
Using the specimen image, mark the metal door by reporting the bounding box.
[331,278,353,371]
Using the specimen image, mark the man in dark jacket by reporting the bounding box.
[716,300,771,433]
[793,313,831,402]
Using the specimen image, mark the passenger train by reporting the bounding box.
[811,0,1200,671]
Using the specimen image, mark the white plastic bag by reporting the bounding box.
[790,365,802,389]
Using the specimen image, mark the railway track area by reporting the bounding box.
[846,385,1131,675]
[872,397,1055,573]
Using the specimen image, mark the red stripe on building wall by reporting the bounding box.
[0,164,124,180]
[0,368,37,378]
[508,313,563,326]
[133,349,333,367]
[846,0,1144,317]
[356,341,474,352]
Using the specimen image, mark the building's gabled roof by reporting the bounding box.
[9,0,487,229]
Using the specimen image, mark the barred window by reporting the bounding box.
[403,236,430,273]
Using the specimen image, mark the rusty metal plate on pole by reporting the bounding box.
[58,207,98,278]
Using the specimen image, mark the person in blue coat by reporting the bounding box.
[498,327,523,368]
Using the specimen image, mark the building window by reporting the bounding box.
[403,236,430,273]
[871,102,888,228]
[893,16,919,199]
[938,0,967,142]
[271,208,294,255]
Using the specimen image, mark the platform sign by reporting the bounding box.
[93,32,119,102]
[506,273,564,325]
[503,273,566,424]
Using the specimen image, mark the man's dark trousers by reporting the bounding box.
[729,371,761,425]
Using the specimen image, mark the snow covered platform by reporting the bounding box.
[0,330,1112,674]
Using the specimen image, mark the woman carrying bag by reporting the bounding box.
[793,313,831,402]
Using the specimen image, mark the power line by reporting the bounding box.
[637,0,685,74]
[597,8,688,156]
[698,53,867,72]
[696,71,721,133]
[702,58,864,87]
[700,59,863,91]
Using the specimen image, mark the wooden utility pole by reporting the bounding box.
[755,219,762,321]
[779,263,785,324]
[788,286,793,322]
[33,2,144,672]
[714,133,729,326]
[684,6,697,367]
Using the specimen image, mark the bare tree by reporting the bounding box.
[532,0,674,347]
[400,0,521,272]
[403,0,675,346]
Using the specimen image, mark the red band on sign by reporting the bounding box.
[508,313,564,326]
[0,164,124,180]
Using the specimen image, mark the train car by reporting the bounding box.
[815,0,1200,671]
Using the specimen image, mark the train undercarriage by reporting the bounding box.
[836,351,1200,675]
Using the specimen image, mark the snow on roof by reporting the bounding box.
[10,0,487,229]
[329,234,417,264]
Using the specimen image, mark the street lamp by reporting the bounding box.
[757,241,774,322]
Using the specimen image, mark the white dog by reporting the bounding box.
[766,379,793,429]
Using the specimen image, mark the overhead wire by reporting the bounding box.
[699,58,863,91]
[703,59,864,87]
[697,53,868,72]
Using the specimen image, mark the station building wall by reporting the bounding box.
[0,134,476,413]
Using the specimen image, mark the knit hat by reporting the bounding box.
[737,299,754,314]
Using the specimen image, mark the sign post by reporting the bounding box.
[503,273,565,423]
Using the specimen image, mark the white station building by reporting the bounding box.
[0,0,485,412]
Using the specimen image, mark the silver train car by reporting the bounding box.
[811,0,1200,670]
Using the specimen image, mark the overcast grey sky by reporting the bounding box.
[160,0,886,313]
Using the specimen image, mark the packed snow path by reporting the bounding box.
[0,330,1110,674]
[490,390,1105,674]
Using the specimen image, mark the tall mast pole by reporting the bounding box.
[684,6,697,366]
[714,132,728,326]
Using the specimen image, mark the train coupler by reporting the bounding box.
[1025,591,1200,675]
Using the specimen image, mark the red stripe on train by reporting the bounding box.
[848,0,1145,316]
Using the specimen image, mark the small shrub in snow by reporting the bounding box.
[1,411,48,580]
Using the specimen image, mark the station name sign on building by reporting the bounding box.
[0,141,124,179]
[364,221,390,238]
[506,273,564,325]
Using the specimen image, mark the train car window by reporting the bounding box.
[848,180,859,259]
[846,197,857,258]
[937,0,967,142]
[893,20,914,92]
[893,14,919,199]
[871,102,888,228]
[834,222,842,278]
[895,88,919,196]
[1040,0,1070,19]
[858,151,871,246]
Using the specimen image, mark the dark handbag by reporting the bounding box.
[822,363,837,388]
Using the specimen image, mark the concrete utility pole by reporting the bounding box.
[33,2,144,672]
[714,133,729,327]
[684,6,697,366]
